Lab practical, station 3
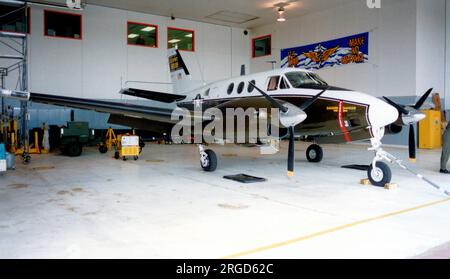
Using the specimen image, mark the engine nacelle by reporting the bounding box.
[385,124,403,135]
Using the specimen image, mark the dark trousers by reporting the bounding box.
[441,123,450,170]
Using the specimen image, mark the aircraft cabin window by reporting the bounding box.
[267,76,280,91]
[237,82,245,94]
[248,80,256,93]
[227,83,234,95]
[279,77,290,89]
[285,72,328,88]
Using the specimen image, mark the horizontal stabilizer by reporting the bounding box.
[121,88,186,103]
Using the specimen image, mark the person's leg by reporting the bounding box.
[441,129,450,170]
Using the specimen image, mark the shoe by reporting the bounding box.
[440,169,450,174]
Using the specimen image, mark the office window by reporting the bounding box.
[252,35,271,58]
[0,5,30,34]
[44,10,82,39]
[168,28,194,51]
[127,22,158,48]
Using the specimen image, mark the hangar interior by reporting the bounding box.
[0,0,450,259]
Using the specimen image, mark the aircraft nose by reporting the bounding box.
[368,98,399,129]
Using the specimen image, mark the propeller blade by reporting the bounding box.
[409,124,417,162]
[414,88,433,110]
[287,126,295,177]
[383,96,409,115]
[300,87,329,111]
[249,82,288,113]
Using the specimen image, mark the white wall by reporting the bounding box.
[13,4,250,100]
[250,0,446,99]
[416,0,446,99]
[446,0,450,110]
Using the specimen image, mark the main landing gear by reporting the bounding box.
[198,145,217,172]
[306,144,323,163]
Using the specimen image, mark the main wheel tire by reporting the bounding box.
[99,145,108,154]
[200,149,218,172]
[67,144,82,157]
[368,162,392,187]
[114,151,120,160]
[306,144,323,163]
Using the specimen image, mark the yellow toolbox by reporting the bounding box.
[419,110,442,149]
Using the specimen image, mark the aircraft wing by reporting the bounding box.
[30,92,176,124]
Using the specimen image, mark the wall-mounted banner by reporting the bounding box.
[281,32,369,70]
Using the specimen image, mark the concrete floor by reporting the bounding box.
[0,142,449,259]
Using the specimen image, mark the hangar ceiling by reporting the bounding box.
[34,0,356,29]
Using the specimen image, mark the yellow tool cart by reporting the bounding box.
[114,134,140,161]
[419,110,442,149]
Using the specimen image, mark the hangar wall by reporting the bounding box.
[250,0,446,101]
[1,4,250,128]
[447,0,450,110]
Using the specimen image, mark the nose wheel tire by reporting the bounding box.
[306,144,323,163]
[200,149,218,172]
[368,161,392,187]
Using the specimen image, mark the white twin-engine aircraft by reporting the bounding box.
[2,49,432,187]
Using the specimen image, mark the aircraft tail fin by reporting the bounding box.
[168,48,202,95]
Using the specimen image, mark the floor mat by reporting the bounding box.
[224,174,267,184]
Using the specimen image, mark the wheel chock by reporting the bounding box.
[384,183,399,190]
[360,179,371,186]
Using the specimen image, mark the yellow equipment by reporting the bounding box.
[114,134,140,161]
[419,110,442,149]
[105,127,117,150]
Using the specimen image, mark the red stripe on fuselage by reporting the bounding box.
[338,101,351,142]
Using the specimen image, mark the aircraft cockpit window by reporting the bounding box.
[285,72,328,88]
[267,76,280,91]
[248,80,256,93]
[227,83,234,95]
[237,82,245,94]
[279,77,290,89]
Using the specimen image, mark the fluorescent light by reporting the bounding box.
[168,39,181,43]
[141,26,155,32]
[128,34,139,39]
[185,33,193,38]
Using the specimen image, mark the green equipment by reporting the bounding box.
[60,122,96,157]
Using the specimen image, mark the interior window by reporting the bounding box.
[253,35,271,58]
[267,76,280,91]
[127,22,157,47]
[279,77,290,89]
[168,28,194,51]
[0,5,30,34]
[44,10,82,39]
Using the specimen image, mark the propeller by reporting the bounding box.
[249,82,328,176]
[383,88,433,162]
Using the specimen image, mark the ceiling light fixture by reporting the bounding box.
[277,7,286,22]
[185,34,193,38]
[128,34,139,39]
[168,39,181,44]
[141,26,155,32]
